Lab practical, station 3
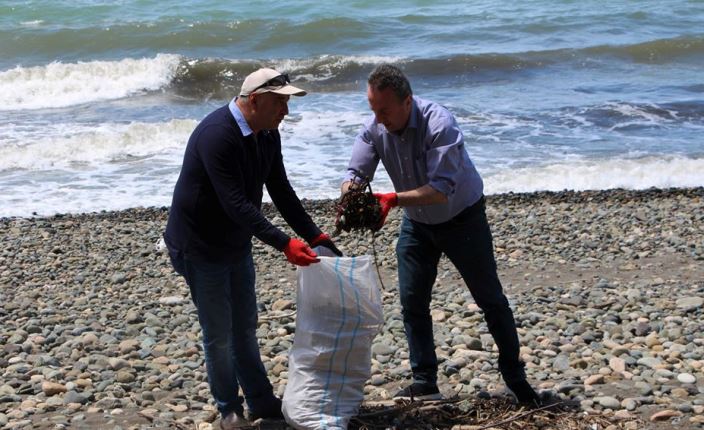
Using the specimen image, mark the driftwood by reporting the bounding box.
[347,397,642,430]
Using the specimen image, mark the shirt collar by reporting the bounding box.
[228,98,254,137]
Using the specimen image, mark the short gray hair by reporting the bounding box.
[367,64,412,100]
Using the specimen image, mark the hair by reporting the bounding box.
[367,64,412,100]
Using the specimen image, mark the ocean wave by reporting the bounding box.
[3,34,702,109]
[561,101,704,131]
[170,54,401,98]
[0,119,196,170]
[484,155,704,194]
[168,35,704,97]
[0,54,181,111]
[585,36,704,63]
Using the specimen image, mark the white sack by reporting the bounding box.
[282,254,383,430]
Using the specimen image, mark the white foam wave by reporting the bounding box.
[0,54,182,111]
[20,20,44,26]
[0,119,197,170]
[484,155,704,194]
[272,55,404,81]
[278,108,394,196]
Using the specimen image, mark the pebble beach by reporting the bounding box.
[1,187,703,429]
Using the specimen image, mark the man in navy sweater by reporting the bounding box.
[164,68,341,429]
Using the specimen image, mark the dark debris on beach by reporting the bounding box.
[348,397,640,430]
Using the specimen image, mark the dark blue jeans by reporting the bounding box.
[169,249,279,418]
[396,198,526,386]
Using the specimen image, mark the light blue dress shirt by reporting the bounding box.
[228,98,253,136]
[345,96,484,225]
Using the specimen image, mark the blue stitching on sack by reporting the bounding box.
[319,257,346,429]
[333,257,361,427]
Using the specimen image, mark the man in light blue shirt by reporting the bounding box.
[343,64,542,405]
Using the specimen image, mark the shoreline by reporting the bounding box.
[1,185,703,429]
[2,186,702,222]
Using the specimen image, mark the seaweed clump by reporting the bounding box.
[335,176,382,233]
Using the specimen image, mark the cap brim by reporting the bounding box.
[268,84,307,96]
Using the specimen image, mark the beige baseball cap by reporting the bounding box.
[239,68,307,97]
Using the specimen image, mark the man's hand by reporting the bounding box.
[310,233,343,257]
[283,238,320,266]
[341,180,363,196]
[373,192,398,230]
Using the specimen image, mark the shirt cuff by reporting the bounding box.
[267,231,291,252]
[428,178,455,197]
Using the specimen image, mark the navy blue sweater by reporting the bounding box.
[164,105,321,262]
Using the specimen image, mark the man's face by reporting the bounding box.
[252,92,290,130]
[367,85,411,133]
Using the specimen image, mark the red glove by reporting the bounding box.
[283,238,319,266]
[373,192,398,230]
[310,233,343,256]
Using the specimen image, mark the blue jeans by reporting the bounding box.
[169,249,279,418]
[396,198,526,385]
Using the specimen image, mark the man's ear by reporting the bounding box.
[248,93,258,110]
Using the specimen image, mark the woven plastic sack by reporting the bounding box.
[282,253,383,430]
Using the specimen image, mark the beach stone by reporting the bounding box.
[637,357,662,369]
[272,299,293,311]
[675,297,703,311]
[678,403,693,413]
[115,371,136,383]
[584,374,604,385]
[110,273,127,284]
[42,381,67,396]
[108,357,130,370]
[570,358,589,369]
[64,390,89,405]
[671,388,689,398]
[635,382,653,396]
[609,357,626,373]
[467,337,483,351]
[613,410,632,420]
[677,373,696,384]
[0,413,7,427]
[159,296,185,305]
[430,309,446,322]
[372,343,396,356]
[81,332,99,346]
[118,339,140,354]
[96,397,121,410]
[654,368,674,379]
[553,354,570,371]
[597,396,621,409]
[125,310,143,324]
[622,398,638,411]
[370,375,385,386]
[139,408,159,420]
[167,403,188,412]
[650,409,681,421]
[635,321,651,337]
[46,395,64,408]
